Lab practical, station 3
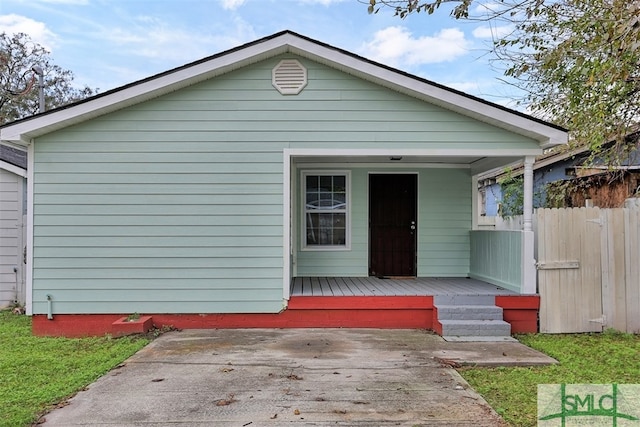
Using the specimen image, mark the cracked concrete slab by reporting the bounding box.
[39,329,552,426]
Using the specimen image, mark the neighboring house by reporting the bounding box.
[0,31,567,337]
[479,137,640,216]
[0,144,27,308]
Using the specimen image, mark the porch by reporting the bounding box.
[287,276,539,335]
[291,276,516,297]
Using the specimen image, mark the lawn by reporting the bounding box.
[459,330,640,427]
[0,310,149,427]
[1,311,638,427]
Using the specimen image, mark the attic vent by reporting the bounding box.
[272,59,307,95]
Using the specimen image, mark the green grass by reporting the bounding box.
[459,330,640,426]
[0,311,149,427]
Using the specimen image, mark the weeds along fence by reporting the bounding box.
[535,207,640,334]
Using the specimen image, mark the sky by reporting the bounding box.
[1,0,521,108]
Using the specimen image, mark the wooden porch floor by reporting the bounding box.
[291,276,516,297]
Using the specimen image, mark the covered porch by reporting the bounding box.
[282,149,546,337]
[285,152,541,298]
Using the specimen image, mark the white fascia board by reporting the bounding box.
[287,148,542,157]
[295,162,470,169]
[0,160,27,178]
[0,39,290,145]
[288,148,542,176]
[470,154,544,175]
[287,37,568,149]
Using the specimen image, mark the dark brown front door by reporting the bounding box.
[369,174,417,277]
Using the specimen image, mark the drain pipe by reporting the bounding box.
[46,294,53,320]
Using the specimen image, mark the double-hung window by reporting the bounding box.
[303,172,349,249]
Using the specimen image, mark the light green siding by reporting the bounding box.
[417,169,472,276]
[295,168,471,278]
[469,230,523,293]
[32,54,539,314]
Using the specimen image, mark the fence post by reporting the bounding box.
[625,208,640,333]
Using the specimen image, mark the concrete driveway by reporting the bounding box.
[39,329,554,426]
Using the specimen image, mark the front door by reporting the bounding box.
[369,174,417,277]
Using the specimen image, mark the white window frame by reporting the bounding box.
[300,170,351,251]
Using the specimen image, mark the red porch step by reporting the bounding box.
[287,296,434,328]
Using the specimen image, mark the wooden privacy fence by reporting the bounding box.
[537,207,640,333]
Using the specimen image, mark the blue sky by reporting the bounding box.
[1,0,520,107]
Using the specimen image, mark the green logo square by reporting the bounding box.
[538,384,640,426]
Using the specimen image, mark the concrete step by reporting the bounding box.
[439,319,511,337]
[433,295,496,306]
[442,335,518,342]
[436,304,503,321]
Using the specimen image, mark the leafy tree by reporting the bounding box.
[0,32,96,124]
[366,0,477,19]
[366,0,640,166]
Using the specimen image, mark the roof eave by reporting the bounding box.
[0,36,292,145]
[0,31,568,148]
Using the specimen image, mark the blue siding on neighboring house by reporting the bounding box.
[484,156,583,216]
[484,183,500,217]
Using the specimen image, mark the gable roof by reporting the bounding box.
[0,30,567,148]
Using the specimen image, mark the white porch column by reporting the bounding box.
[523,156,535,232]
[522,155,536,294]
[471,173,479,230]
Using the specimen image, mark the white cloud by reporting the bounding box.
[220,0,246,10]
[472,24,514,39]
[101,16,256,65]
[360,26,470,68]
[299,0,347,4]
[447,81,482,93]
[36,0,89,4]
[472,1,508,16]
[0,14,58,51]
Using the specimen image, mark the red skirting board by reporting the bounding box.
[31,295,537,337]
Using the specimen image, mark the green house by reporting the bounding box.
[0,31,567,337]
